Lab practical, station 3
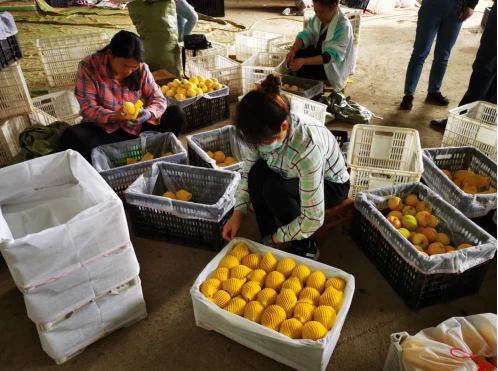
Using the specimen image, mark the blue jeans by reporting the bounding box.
[176,0,198,42]
[404,0,463,95]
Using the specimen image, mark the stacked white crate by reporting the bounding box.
[0,150,147,364]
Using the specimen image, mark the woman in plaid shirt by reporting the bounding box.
[61,31,186,162]
[223,74,350,260]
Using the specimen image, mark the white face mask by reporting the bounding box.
[258,139,284,153]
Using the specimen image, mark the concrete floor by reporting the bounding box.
[0,1,496,370]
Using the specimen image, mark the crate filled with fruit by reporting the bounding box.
[353,182,496,308]
[160,76,230,133]
[422,146,497,218]
[124,162,240,251]
[191,238,354,371]
[255,74,324,100]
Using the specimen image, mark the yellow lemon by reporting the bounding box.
[325,277,346,292]
[206,150,214,159]
[174,93,186,101]
[181,78,189,85]
[167,82,174,89]
[276,288,297,319]
[222,278,246,297]
[281,276,302,297]
[172,79,181,87]
[166,90,175,97]
[302,321,328,341]
[298,287,321,306]
[218,255,240,269]
[186,88,197,98]
[177,88,187,96]
[189,76,199,85]
[213,151,226,164]
[247,268,267,287]
[306,271,326,294]
[261,305,286,331]
[241,281,262,302]
[280,318,303,339]
[198,82,208,92]
[123,102,135,115]
[319,287,343,312]
[163,191,177,199]
[213,82,222,90]
[211,267,229,282]
[200,278,221,298]
[256,287,278,308]
[195,88,203,96]
[244,301,265,323]
[205,79,213,88]
[229,241,250,261]
[260,251,278,273]
[161,85,169,94]
[293,302,315,325]
[184,82,194,90]
[212,78,219,83]
[314,305,336,330]
[210,290,231,308]
[197,75,205,83]
[242,253,262,270]
[224,296,246,316]
[292,264,311,285]
[265,271,285,292]
[230,265,252,280]
[176,189,192,201]
[277,257,297,279]
[207,88,214,93]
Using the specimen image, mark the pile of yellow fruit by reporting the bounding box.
[199,241,348,341]
[441,169,496,195]
[163,189,193,201]
[206,150,238,168]
[386,194,473,256]
[282,84,304,92]
[161,76,223,101]
[126,151,172,165]
[122,100,143,120]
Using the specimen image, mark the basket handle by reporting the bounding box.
[435,154,453,160]
[368,173,395,190]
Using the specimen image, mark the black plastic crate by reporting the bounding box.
[48,0,70,7]
[0,35,23,70]
[330,130,350,147]
[342,0,370,11]
[352,212,491,309]
[187,0,225,17]
[482,6,491,28]
[471,211,498,238]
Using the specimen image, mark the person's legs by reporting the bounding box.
[142,106,186,137]
[177,14,186,43]
[175,0,198,42]
[295,47,328,81]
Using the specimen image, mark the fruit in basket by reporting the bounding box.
[224,157,238,166]
[162,152,173,157]
[187,88,197,98]
[210,290,231,308]
[223,278,246,297]
[290,85,299,91]
[292,264,311,285]
[319,287,343,312]
[242,253,263,270]
[428,215,439,228]
[174,93,186,101]
[408,231,416,242]
[166,90,175,97]
[257,287,278,308]
[261,305,287,331]
[163,191,177,199]
[388,197,404,211]
[428,242,445,256]
[277,257,297,279]
[412,233,429,249]
[314,305,337,331]
[139,152,154,162]
[422,227,438,243]
[302,321,328,341]
[277,289,298,318]
[200,278,221,298]
[387,211,404,220]
[213,151,226,164]
[442,170,453,180]
[207,88,214,93]
[189,76,199,85]
[260,251,278,273]
[247,269,267,287]
[127,158,138,165]
[401,215,418,231]
[213,82,223,91]
[281,276,303,296]
[161,85,169,94]
[415,211,431,228]
[457,243,473,250]
[405,194,419,207]
[244,301,265,323]
[435,233,450,246]
[211,267,229,282]
[195,88,203,96]
[176,189,192,201]
[413,245,424,252]
[298,287,321,306]
[402,206,417,216]
[398,228,410,239]
[198,82,208,93]
[218,255,240,269]
[445,246,456,253]
[206,150,214,159]
[293,302,315,325]
[387,216,401,229]
[230,241,250,261]
[197,75,205,83]
[415,200,433,213]
[299,88,304,92]
[172,79,181,87]
[265,271,286,292]
[205,79,214,88]
[280,318,304,339]
[241,281,262,302]
[306,271,326,294]
[283,84,290,89]
[224,296,247,316]
[230,265,252,279]
[325,277,346,292]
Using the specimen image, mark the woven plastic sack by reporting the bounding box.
[354,182,497,274]
[125,162,240,222]
[166,85,229,109]
[24,242,139,327]
[422,146,497,218]
[186,125,244,171]
[0,12,17,39]
[401,314,497,371]
[191,237,355,371]
[0,150,130,290]
[38,278,147,363]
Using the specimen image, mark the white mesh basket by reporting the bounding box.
[187,54,242,101]
[30,90,82,126]
[270,41,294,53]
[0,115,31,166]
[241,52,286,95]
[442,101,497,158]
[347,125,423,199]
[282,92,327,123]
[382,332,408,371]
[180,40,228,77]
[36,32,110,89]
[0,62,34,120]
[367,0,396,13]
[235,30,285,61]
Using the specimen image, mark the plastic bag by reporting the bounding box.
[319,92,373,124]
[402,314,497,371]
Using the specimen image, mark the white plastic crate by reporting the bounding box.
[283,92,327,123]
[30,90,82,126]
[187,54,242,101]
[241,52,286,95]
[0,115,31,166]
[442,101,497,158]
[36,33,110,89]
[180,40,228,77]
[382,332,408,371]
[347,125,423,199]
[0,62,34,120]
[270,41,294,53]
[367,0,396,13]
[302,8,362,46]
[235,30,285,61]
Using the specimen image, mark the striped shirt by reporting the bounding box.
[235,114,349,242]
[75,52,166,136]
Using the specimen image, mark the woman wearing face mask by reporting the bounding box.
[222,74,350,260]
[285,0,354,93]
[61,30,186,162]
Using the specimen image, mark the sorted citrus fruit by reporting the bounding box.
[265,271,285,292]
[211,267,229,282]
[325,277,346,292]
[298,287,321,306]
[306,271,327,294]
[210,290,231,308]
[241,281,262,302]
[257,287,278,308]
[293,302,315,325]
[242,253,262,270]
[281,276,303,297]
[302,321,328,341]
[218,255,240,269]
[230,242,250,261]
[260,251,278,273]
[277,257,297,279]
[280,318,303,339]
[247,269,267,287]
[276,288,298,319]
[291,264,311,285]
[222,278,246,297]
[314,305,336,330]
[213,151,226,164]
[319,287,343,312]
[163,191,177,199]
[200,278,221,298]
[224,296,247,316]
[230,265,252,279]
[176,189,192,201]
[261,305,287,331]
[244,301,265,323]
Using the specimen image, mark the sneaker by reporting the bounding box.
[260,235,291,250]
[430,118,448,131]
[400,95,414,110]
[426,92,449,106]
[290,240,321,261]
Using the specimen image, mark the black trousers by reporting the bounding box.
[295,46,328,81]
[460,3,497,106]
[61,106,186,163]
[248,160,350,247]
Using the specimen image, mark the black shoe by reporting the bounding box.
[260,235,291,250]
[430,118,448,131]
[426,92,449,106]
[290,240,320,260]
[400,95,414,110]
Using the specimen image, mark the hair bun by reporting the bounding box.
[260,73,282,94]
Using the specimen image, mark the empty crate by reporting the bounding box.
[241,52,286,95]
[0,62,34,120]
[235,31,285,61]
[181,40,228,77]
[30,90,82,126]
[0,115,31,166]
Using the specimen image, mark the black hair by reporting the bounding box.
[235,73,291,147]
[98,31,144,91]
[312,0,339,6]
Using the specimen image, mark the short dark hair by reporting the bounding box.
[235,73,291,147]
[313,0,339,6]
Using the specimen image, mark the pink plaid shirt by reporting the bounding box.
[75,52,167,136]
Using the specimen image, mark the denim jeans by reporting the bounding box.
[404,0,463,95]
[176,0,198,42]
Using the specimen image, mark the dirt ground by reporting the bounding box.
[0,1,496,371]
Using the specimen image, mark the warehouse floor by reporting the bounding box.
[0,1,496,370]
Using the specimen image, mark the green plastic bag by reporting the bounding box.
[128,0,181,76]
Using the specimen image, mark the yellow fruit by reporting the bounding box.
[314,305,336,330]
[206,150,214,159]
[127,158,138,165]
[172,79,181,87]
[422,227,438,243]
[217,162,227,168]
[282,84,290,89]
[163,191,177,199]
[388,197,403,211]
[241,281,262,302]
[261,305,287,331]
[445,246,456,253]
[402,206,417,216]
[204,278,222,290]
[260,251,278,273]
[442,170,453,180]
[224,157,238,165]
[166,90,175,98]
[176,189,192,201]
[257,287,278,308]
[211,78,219,83]
[404,194,419,207]
[230,241,250,261]
[161,85,169,94]
[293,302,315,325]
[222,278,246,297]
[265,271,285,292]
[195,88,203,96]
[211,267,229,282]
[277,289,298,319]
[224,296,247,316]
[207,88,214,93]
[387,211,404,220]
[277,257,297,279]
[436,233,451,246]
[200,278,221,298]
[162,152,173,157]
[306,271,326,294]
[319,287,343,312]
[218,255,240,269]
[198,82,208,93]
[428,242,445,256]
[210,290,231,308]
[281,276,303,297]
[213,151,226,164]
[457,243,473,250]
[189,77,199,85]
[174,93,186,101]
[244,301,265,323]
[184,82,193,90]
[181,78,189,85]
[290,85,299,91]
[230,265,252,280]
[415,200,432,213]
[205,79,213,88]
[292,264,311,285]
[247,268,267,287]
[401,215,418,231]
[242,253,262,270]
[302,321,328,341]
[298,88,304,92]
[325,277,346,292]
[187,88,197,98]
[140,152,154,162]
[213,82,222,90]
[280,318,303,339]
[398,228,410,239]
[197,75,205,83]
[412,233,429,249]
[123,101,135,115]
[298,287,321,306]
[167,82,174,89]
[177,88,187,96]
